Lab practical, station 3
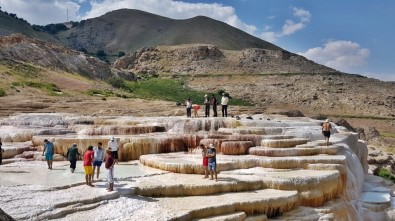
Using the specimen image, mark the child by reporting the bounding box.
[105,147,116,192]
[207,144,217,181]
[199,144,209,178]
[193,104,200,118]
[83,145,94,187]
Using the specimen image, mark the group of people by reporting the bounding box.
[199,143,217,181]
[42,137,119,192]
[185,93,229,118]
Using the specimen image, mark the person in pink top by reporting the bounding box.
[199,144,209,179]
[83,145,94,187]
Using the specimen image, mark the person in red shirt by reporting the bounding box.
[83,145,94,187]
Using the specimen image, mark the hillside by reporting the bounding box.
[0,10,59,43]
[54,9,282,57]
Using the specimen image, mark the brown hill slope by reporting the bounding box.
[0,34,123,80]
[113,44,337,76]
[55,9,282,56]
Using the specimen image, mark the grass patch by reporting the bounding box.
[124,78,252,106]
[327,114,395,121]
[377,168,395,183]
[5,62,42,78]
[22,81,63,96]
[381,131,395,139]
[0,88,5,97]
[86,89,130,99]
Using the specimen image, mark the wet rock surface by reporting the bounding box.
[0,113,394,220]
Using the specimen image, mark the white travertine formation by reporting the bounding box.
[0,113,393,220]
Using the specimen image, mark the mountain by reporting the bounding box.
[54,9,282,56]
[0,10,59,43]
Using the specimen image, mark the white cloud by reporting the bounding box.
[261,7,311,42]
[0,0,80,25]
[297,40,370,73]
[84,0,258,35]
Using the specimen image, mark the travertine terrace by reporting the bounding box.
[1,113,395,220]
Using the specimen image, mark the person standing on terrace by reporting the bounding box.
[67,143,80,173]
[105,147,116,192]
[207,144,218,182]
[108,136,119,164]
[0,138,3,165]
[221,93,229,117]
[185,98,192,118]
[204,94,210,117]
[83,145,94,187]
[42,139,54,170]
[211,94,218,117]
[93,142,105,180]
[199,144,209,178]
[322,119,333,146]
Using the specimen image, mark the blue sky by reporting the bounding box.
[0,0,394,81]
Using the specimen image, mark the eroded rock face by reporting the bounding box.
[0,34,125,80]
[112,44,337,76]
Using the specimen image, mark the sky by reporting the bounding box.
[0,0,394,81]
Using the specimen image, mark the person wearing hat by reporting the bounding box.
[66,143,80,173]
[221,93,229,117]
[108,136,119,164]
[204,94,210,117]
[322,119,333,146]
[105,147,115,192]
[42,139,54,170]
[206,144,218,181]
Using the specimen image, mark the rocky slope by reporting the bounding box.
[113,44,337,76]
[0,34,132,80]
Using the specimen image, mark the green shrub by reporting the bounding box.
[107,77,126,89]
[118,51,126,57]
[23,81,62,95]
[378,168,395,183]
[0,88,6,97]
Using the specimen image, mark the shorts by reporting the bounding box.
[84,166,93,175]
[208,162,216,171]
[203,157,208,167]
[323,131,331,138]
[45,153,53,161]
[107,167,114,183]
[111,151,118,160]
[93,161,103,167]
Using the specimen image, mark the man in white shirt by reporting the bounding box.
[108,137,119,164]
[93,142,105,179]
[221,93,229,117]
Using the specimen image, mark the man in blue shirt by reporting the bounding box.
[42,139,54,170]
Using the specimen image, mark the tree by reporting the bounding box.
[118,51,126,57]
